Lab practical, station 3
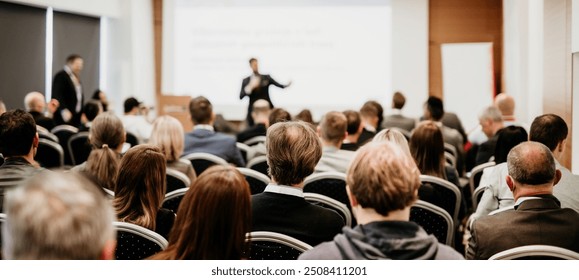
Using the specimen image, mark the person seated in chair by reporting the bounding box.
[237,99,271,144]
[314,111,355,173]
[24,91,59,131]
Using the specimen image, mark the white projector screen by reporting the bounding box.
[163,0,392,121]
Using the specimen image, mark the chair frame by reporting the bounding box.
[112,221,168,249]
[246,155,268,173]
[304,192,352,227]
[489,245,579,260]
[236,142,255,163]
[102,188,115,199]
[0,213,5,222]
[443,143,458,159]
[50,124,79,135]
[67,131,91,166]
[243,136,267,146]
[444,152,457,168]
[412,200,454,246]
[166,168,192,189]
[182,152,228,165]
[37,129,59,143]
[248,231,313,253]
[237,167,271,187]
[471,185,487,211]
[304,171,347,186]
[37,138,65,167]
[468,161,496,198]
[163,187,189,204]
[419,174,461,225]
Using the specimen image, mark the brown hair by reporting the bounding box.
[343,110,361,135]
[266,121,322,186]
[113,144,166,231]
[409,121,447,179]
[360,100,384,128]
[149,115,185,162]
[86,112,125,191]
[268,108,292,126]
[189,96,213,124]
[150,165,251,260]
[392,91,406,109]
[319,111,347,145]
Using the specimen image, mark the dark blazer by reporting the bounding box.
[29,111,56,131]
[251,191,345,246]
[52,70,83,126]
[357,128,376,147]
[183,128,245,167]
[466,195,579,259]
[382,114,416,132]
[240,74,286,125]
[475,132,500,166]
[237,123,267,143]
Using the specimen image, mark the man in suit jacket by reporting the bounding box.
[236,99,270,144]
[466,141,579,260]
[52,54,84,127]
[239,58,291,126]
[24,91,59,131]
[183,96,245,167]
[382,91,416,132]
[252,121,345,246]
[357,100,383,146]
[474,106,504,166]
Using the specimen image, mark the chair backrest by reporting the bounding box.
[303,171,356,227]
[182,152,228,176]
[102,187,115,200]
[67,132,91,166]
[237,167,270,195]
[410,200,454,246]
[166,168,191,193]
[236,142,255,163]
[113,221,168,260]
[243,135,266,146]
[37,129,59,143]
[51,125,79,166]
[468,161,496,198]
[489,245,579,260]
[443,143,458,159]
[304,193,352,227]
[444,152,457,169]
[0,153,4,166]
[125,131,141,148]
[35,138,64,168]
[471,185,487,211]
[248,231,313,260]
[162,187,189,213]
[0,213,5,257]
[246,155,269,177]
[418,174,461,225]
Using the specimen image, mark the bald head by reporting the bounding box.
[251,99,271,125]
[24,92,46,113]
[507,141,556,186]
[494,93,515,117]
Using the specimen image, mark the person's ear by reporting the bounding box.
[346,185,358,207]
[316,126,322,137]
[553,169,562,186]
[506,175,515,192]
[100,239,116,260]
[33,133,39,148]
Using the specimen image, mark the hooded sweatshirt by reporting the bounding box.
[298,221,464,260]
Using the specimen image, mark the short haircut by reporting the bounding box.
[83,100,102,122]
[24,92,44,112]
[123,97,141,113]
[319,111,347,144]
[494,126,528,164]
[66,54,82,64]
[347,141,421,216]
[266,121,322,185]
[249,58,257,64]
[478,106,503,122]
[343,110,361,135]
[294,109,314,124]
[3,171,115,259]
[425,96,444,121]
[494,93,515,116]
[0,109,37,157]
[189,96,213,124]
[268,108,292,126]
[360,100,384,126]
[508,141,556,185]
[529,114,568,151]
[149,115,185,162]
[252,99,271,115]
[392,91,406,109]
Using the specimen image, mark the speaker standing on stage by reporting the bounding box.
[239,58,291,126]
[52,54,84,126]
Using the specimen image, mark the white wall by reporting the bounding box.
[572,0,579,173]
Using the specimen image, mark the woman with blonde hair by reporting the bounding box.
[149,115,196,183]
[372,128,412,158]
[113,144,175,238]
[149,165,251,260]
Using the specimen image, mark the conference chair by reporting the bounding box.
[237,167,270,195]
[418,175,461,225]
[68,132,91,166]
[243,135,266,146]
[236,142,255,164]
[471,185,487,211]
[113,221,168,260]
[410,200,454,246]
[37,128,59,143]
[444,152,457,169]
[0,153,4,166]
[162,187,188,213]
[181,152,228,176]
[443,143,458,160]
[468,161,496,199]
[35,138,64,168]
[489,245,579,260]
[247,231,313,260]
[51,125,79,166]
[102,187,114,200]
[303,171,356,226]
[166,168,191,193]
[0,213,5,256]
[304,193,352,228]
[246,155,269,177]
[125,131,140,148]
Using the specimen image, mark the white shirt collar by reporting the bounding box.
[264,183,303,198]
[364,124,376,133]
[194,124,214,132]
[514,196,543,207]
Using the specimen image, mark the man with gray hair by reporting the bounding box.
[466,141,579,259]
[24,91,59,131]
[474,105,505,166]
[2,172,116,259]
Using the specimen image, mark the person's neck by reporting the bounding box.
[345,134,360,143]
[354,206,410,225]
[321,139,342,149]
[513,186,553,201]
[8,152,35,165]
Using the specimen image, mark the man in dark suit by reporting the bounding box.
[236,99,270,143]
[466,141,579,260]
[474,106,504,166]
[183,96,245,167]
[52,54,84,127]
[251,121,345,246]
[357,100,383,146]
[239,58,291,126]
[382,91,416,132]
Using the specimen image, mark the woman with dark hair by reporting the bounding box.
[92,89,109,112]
[113,144,175,239]
[149,165,251,260]
[471,126,528,220]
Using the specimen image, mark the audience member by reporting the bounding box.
[372,128,412,158]
[299,142,463,260]
[71,112,125,191]
[149,115,196,183]
[294,109,314,125]
[92,89,109,112]
[315,111,355,173]
[24,91,59,131]
[183,96,245,166]
[0,109,43,211]
[268,107,292,126]
[120,97,153,143]
[78,100,103,132]
[466,141,579,259]
[357,101,383,145]
[341,110,363,151]
[474,106,504,166]
[252,121,344,246]
[114,144,175,239]
[382,91,416,132]
[2,172,116,259]
[149,166,250,260]
[237,99,270,143]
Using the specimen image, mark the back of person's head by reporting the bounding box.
[3,171,115,259]
[0,99,6,115]
[294,109,314,124]
[86,112,125,191]
[425,96,444,121]
[189,96,213,125]
[360,100,384,128]
[478,106,503,122]
[83,100,103,122]
[268,108,292,126]
[66,54,82,64]
[24,91,45,113]
[0,109,37,157]
[507,141,556,186]
[251,99,271,124]
[151,165,251,260]
[114,144,166,231]
[494,126,528,164]
[318,111,347,145]
[373,128,411,158]
[409,121,446,178]
[494,93,515,116]
[123,97,141,114]
[343,110,362,135]
[266,121,322,186]
[392,91,406,109]
[149,115,185,162]
[347,141,421,216]
[529,114,568,152]
[92,89,108,111]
